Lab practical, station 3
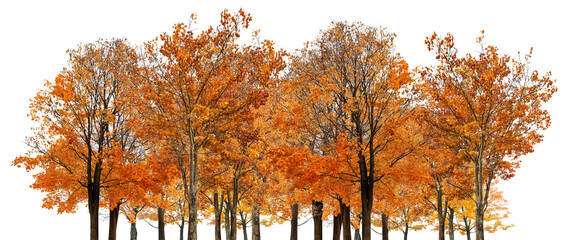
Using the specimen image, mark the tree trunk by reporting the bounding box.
[225,195,232,240]
[354,228,361,240]
[214,191,223,240]
[127,207,140,240]
[108,202,121,240]
[342,203,351,240]
[130,221,137,240]
[187,186,198,240]
[358,149,373,240]
[251,206,261,240]
[180,215,185,240]
[240,210,249,240]
[158,207,166,240]
[474,156,484,240]
[360,178,372,240]
[403,221,409,240]
[230,174,240,240]
[230,205,238,240]
[88,181,101,240]
[464,216,471,240]
[436,187,447,240]
[312,201,323,240]
[448,207,455,240]
[475,205,484,240]
[332,212,342,240]
[187,147,199,240]
[381,213,389,240]
[242,221,249,240]
[290,203,298,240]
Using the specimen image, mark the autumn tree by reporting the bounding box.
[289,21,414,240]
[135,9,285,240]
[419,32,556,240]
[13,39,145,240]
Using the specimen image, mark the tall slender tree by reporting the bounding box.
[420,32,556,240]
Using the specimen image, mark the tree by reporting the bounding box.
[289,21,414,240]
[419,31,556,240]
[13,39,144,240]
[136,9,285,240]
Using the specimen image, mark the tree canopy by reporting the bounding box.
[13,10,555,240]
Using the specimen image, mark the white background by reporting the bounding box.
[1,0,565,239]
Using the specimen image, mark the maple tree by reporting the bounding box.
[12,39,150,240]
[419,31,556,240]
[288,21,415,240]
[135,9,285,240]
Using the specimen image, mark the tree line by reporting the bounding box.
[13,9,556,240]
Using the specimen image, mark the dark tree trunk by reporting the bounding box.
[403,221,409,240]
[463,216,472,240]
[360,176,372,240]
[128,206,141,240]
[357,105,377,240]
[290,203,298,240]
[108,202,121,240]
[448,207,455,240]
[251,206,261,240]
[88,178,101,240]
[475,206,484,240]
[158,207,166,240]
[180,215,185,240]
[436,187,447,240]
[187,149,199,240]
[230,205,238,240]
[354,228,361,240]
[358,147,374,240]
[88,113,105,240]
[225,196,232,240]
[332,211,342,240]
[214,192,223,240]
[438,213,446,240]
[381,213,389,240]
[341,202,352,240]
[242,222,249,240]
[312,201,323,240]
[240,210,249,240]
[230,175,240,240]
[130,221,137,240]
